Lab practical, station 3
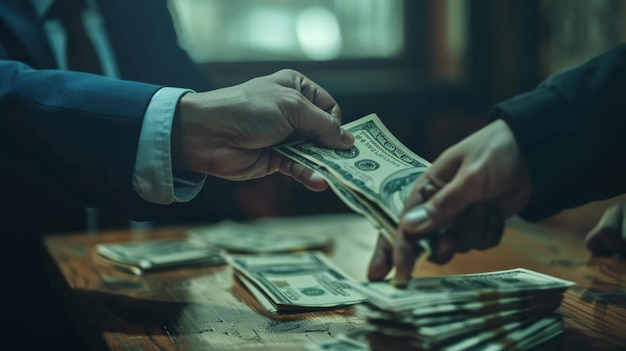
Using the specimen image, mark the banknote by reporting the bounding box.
[188,219,332,253]
[347,268,575,312]
[275,113,436,255]
[304,267,572,350]
[226,252,365,311]
[96,238,225,275]
[354,294,563,326]
[235,274,278,313]
[443,315,563,351]
[353,296,562,327]
[327,316,563,351]
[365,309,548,346]
[306,333,369,351]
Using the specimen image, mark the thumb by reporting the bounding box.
[400,175,476,235]
[292,104,354,150]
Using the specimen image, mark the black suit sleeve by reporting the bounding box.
[491,43,626,222]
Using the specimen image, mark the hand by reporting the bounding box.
[171,69,354,191]
[368,119,532,281]
[368,204,506,281]
[585,202,626,258]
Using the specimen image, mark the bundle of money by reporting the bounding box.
[309,317,564,351]
[320,268,575,350]
[274,113,435,260]
[225,252,365,312]
[96,239,225,275]
[188,219,332,254]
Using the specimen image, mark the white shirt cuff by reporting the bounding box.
[132,87,206,204]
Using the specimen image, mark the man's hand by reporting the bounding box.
[368,119,532,281]
[585,202,626,258]
[171,69,354,191]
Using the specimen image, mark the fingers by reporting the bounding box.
[368,235,393,281]
[400,147,466,233]
[401,174,476,235]
[274,69,354,150]
[426,205,505,264]
[388,204,505,273]
[392,230,419,284]
[585,203,626,257]
[292,98,354,150]
[274,69,341,121]
[276,154,329,191]
[427,235,456,265]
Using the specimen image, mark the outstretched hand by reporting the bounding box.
[368,119,532,281]
[172,69,354,191]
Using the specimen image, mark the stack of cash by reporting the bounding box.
[96,239,225,275]
[188,219,332,254]
[225,252,365,312]
[312,268,574,350]
[274,113,435,255]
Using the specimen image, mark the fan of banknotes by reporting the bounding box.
[274,113,437,266]
[308,268,575,351]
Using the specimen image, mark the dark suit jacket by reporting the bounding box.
[492,43,626,221]
[0,0,245,237]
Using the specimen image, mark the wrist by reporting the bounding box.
[171,91,196,171]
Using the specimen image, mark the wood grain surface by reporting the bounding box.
[44,213,626,351]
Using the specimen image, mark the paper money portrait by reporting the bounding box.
[381,168,426,217]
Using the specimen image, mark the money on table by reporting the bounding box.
[96,238,225,275]
[188,219,332,254]
[225,252,365,312]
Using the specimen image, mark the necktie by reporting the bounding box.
[46,0,103,74]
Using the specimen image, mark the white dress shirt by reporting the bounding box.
[31,0,206,205]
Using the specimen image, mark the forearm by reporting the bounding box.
[492,44,626,221]
[0,59,160,207]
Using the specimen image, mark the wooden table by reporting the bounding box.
[43,213,626,351]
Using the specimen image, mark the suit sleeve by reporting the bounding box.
[0,59,166,219]
[491,43,626,221]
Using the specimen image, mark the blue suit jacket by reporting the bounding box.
[0,0,242,236]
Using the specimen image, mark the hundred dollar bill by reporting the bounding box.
[332,316,563,351]
[226,252,365,311]
[366,309,547,346]
[347,268,575,312]
[354,293,563,319]
[274,113,436,255]
[96,239,225,275]
[461,315,563,351]
[275,147,391,235]
[188,219,332,253]
[443,316,562,351]
[353,296,562,327]
[235,274,278,313]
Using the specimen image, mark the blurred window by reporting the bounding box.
[168,0,404,62]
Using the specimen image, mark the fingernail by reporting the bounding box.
[340,130,354,146]
[309,172,325,183]
[391,276,408,289]
[403,207,429,226]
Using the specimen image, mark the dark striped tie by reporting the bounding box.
[46,0,103,74]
